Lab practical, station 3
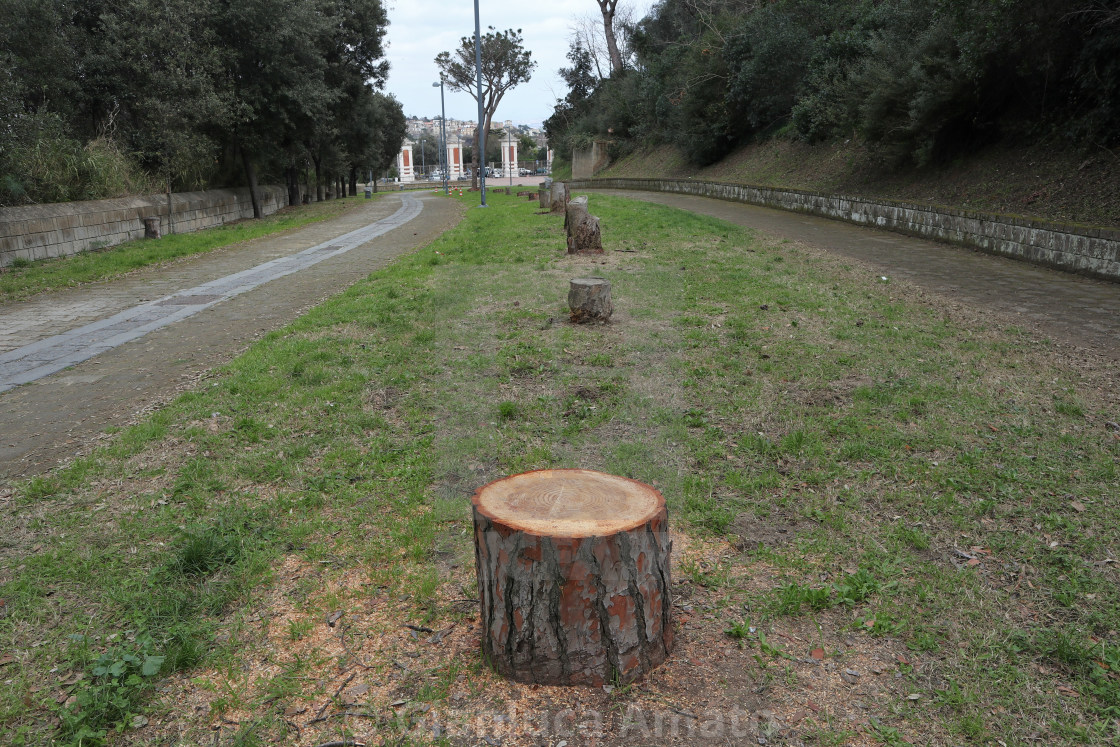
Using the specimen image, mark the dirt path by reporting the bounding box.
[0,192,463,482]
[587,189,1120,361]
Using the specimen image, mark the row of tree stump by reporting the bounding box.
[465,185,671,688]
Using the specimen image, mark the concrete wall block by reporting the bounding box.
[4,219,31,237]
[0,235,21,256]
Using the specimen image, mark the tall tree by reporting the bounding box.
[435,28,536,189]
[596,0,625,76]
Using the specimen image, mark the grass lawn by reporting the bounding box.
[0,190,1117,746]
[0,195,372,303]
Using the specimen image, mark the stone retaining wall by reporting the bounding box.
[571,177,1120,282]
[572,142,612,180]
[0,185,289,267]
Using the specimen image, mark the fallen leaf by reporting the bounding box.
[58,672,83,687]
[1071,500,1087,513]
[326,610,343,627]
[810,648,825,661]
[1056,686,1081,697]
[806,700,820,712]
[130,715,148,729]
[907,693,922,701]
[967,558,981,567]
[0,654,14,667]
[341,684,369,705]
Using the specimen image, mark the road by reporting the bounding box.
[583,188,1120,362]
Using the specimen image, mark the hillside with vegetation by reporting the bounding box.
[547,0,1120,227]
[0,0,405,210]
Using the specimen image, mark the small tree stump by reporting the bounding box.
[142,217,161,239]
[564,196,603,254]
[472,469,673,686]
[568,277,612,323]
[538,182,549,209]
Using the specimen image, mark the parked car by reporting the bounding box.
[518,168,531,176]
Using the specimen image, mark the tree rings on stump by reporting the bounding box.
[471,469,674,686]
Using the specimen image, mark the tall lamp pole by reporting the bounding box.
[508,129,513,188]
[473,0,486,207]
[420,137,426,178]
[432,80,449,196]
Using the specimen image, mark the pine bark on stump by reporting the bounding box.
[565,196,603,254]
[568,277,612,323]
[538,183,549,209]
[472,469,674,686]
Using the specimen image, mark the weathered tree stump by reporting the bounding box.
[568,277,613,323]
[472,469,673,686]
[538,182,550,209]
[564,196,603,254]
[549,181,569,212]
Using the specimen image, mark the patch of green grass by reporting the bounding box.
[0,196,368,302]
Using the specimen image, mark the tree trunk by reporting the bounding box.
[349,168,358,197]
[598,0,624,76]
[565,196,603,254]
[472,469,673,686]
[312,155,323,202]
[287,166,301,207]
[550,181,569,212]
[241,148,262,219]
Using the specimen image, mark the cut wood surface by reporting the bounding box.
[472,469,674,686]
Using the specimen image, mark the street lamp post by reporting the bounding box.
[420,137,426,179]
[473,0,486,207]
[508,129,513,188]
[432,80,449,196]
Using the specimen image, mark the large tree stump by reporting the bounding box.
[568,277,612,323]
[472,469,673,686]
[564,196,603,254]
[538,182,550,209]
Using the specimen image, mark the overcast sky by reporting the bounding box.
[382,0,655,126]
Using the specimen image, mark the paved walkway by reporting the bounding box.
[0,192,462,480]
[0,195,423,392]
[587,189,1120,361]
